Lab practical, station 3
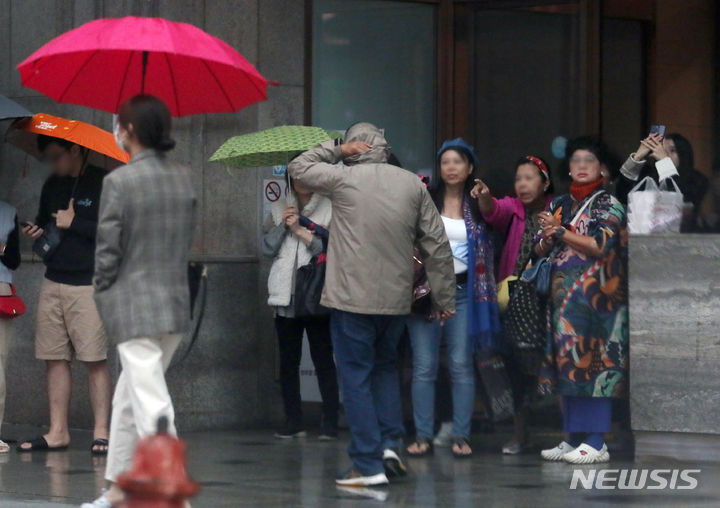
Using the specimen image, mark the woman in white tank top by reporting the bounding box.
[406,139,500,458]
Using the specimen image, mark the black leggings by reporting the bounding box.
[275,315,340,425]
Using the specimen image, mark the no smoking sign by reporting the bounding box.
[265,180,282,202]
[262,179,289,217]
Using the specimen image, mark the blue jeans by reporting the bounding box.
[330,310,405,476]
[407,285,474,439]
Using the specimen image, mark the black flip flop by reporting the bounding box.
[452,437,473,459]
[17,436,68,453]
[91,438,109,456]
[407,438,434,457]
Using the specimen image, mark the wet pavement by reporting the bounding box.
[1,424,719,507]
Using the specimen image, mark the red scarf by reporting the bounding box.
[570,178,604,202]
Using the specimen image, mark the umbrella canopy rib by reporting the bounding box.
[58,49,101,103]
[164,52,181,117]
[114,50,136,113]
[201,59,235,112]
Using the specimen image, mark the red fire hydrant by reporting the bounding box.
[117,417,199,508]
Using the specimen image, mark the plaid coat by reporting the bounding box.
[93,149,196,343]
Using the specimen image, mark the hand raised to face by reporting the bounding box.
[340,141,373,158]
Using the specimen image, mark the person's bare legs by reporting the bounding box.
[20,360,72,450]
[85,360,111,453]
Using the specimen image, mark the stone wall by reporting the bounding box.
[629,234,720,460]
[0,0,307,430]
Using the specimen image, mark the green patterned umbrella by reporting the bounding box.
[209,125,343,168]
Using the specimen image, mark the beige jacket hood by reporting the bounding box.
[343,122,390,166]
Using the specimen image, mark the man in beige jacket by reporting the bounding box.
[289,122,455,487]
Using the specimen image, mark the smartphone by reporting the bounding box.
[649,124,666,138]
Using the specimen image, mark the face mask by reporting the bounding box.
[112,114,125,151]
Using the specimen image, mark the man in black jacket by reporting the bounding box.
[19,135,111,455]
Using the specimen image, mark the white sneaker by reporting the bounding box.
[0,440,9,454]
[336,486,389,501]
[335,469,390,487]
[80,491,112,508]
[433,422,453,446]
[563,443,610,464]
[540,441,576,461]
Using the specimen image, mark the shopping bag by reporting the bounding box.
[475,348,514,422]
[628,177,658,234]
[628,176,683,234]
[651,178,684,233]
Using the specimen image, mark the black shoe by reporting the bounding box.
[319,418,339,440]
[382,448,408,478]
[274,421,306,439]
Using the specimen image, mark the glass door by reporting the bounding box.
[468,2,583,196]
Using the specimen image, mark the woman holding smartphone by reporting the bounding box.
[619,130,708,231]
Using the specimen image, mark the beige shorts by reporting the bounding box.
[35,279,108,362]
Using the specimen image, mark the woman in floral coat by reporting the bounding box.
[534,136,629,465]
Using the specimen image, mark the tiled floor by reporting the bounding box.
[1,424,719,507]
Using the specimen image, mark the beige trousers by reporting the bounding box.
[105,333,183,482]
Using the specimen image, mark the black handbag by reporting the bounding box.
[503,278,547,375]
[294,252,330,317]
[294,215,330,317]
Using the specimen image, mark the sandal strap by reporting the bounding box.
[453,437,470,447]
[408,437,433,455]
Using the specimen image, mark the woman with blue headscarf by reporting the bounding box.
[406,138,500,458]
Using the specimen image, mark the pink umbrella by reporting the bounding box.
[18,16,271,117]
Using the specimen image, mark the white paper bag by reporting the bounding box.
[628,176,683,234]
